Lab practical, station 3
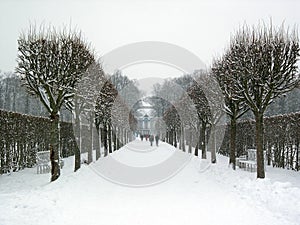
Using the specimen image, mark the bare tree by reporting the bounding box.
[72,61,105,170]
[197,72,224,163]
[227,22,299,178]
[163,105,181,147]
[176,97,199,154]
[212,56,249,169]
[16,25,95,181]
[188,80,211,159]
[95,80,118,156]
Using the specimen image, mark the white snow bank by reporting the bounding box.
[0,140,299,225]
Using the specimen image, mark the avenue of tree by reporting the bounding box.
[0,21,297,180]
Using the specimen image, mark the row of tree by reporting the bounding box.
[162,104,300,171]
[3,21,299,180]
[14,25,141,181]
[158,22,300,178]
[161,72,223,163]
[0,103,137,175]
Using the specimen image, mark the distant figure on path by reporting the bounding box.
[140,134,144,141]
[155,135,159,146]
[149,135,154,146]
[145,134,148,141]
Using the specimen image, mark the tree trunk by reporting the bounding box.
[117,127,121,150]
[229,117,237,169]
[267,142,271,166]
[113,127,117,151]
[179,129,182,150]
[166,131,169,143]
[201,121,207,159]
[95,126,101,160]
[182,126,186,152]
[0,140,5,174]
[182,127,185,152]
[5,139,10,173]
[281,141,285,168]
[103,123,108,157]
[108,124,112,153]
[18,142,23,170]
[296,141,299,171]
[210,124,217,164]
[255,113,265,179]
[123,129,126,146]
[290,143,295,169]
[50,114,60,182]
[188,129,192,153]
[120,128,124,148]
[174,130,177,148]
[170,130,173,146]
[74,110,81,172]
[87,113,93,164]
[195,141,199,157]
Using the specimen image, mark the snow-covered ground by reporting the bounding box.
[1,139,300,225]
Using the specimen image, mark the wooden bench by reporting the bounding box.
[36,151,51,174]
[238,159,257,172]
[236,149,266,172]
[36,151,64,174]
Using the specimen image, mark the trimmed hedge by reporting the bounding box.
[0,109,77,173]
[219,112,300,170]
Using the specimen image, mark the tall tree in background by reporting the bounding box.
[16,25,95,181]
[163,105,180,147]
[196,72,224,163]
[212,56,249,169]
[188,81,211,159]
[176,97,199,154]
[0,72,69,118]
[227,23,299,178]
[72,61,105,170]
[95,80,118,156]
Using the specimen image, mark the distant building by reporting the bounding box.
[137,114,151,135]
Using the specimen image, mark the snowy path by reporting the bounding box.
[1,140,300,225]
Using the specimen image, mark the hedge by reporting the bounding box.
[0,109,77,173]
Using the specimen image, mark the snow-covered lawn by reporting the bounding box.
[0,140,299,225]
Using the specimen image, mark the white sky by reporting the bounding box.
[0,0,299,80]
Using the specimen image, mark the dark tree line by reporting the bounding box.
[0,72,72,120]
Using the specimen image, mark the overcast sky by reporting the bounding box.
[0,0,299,79]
